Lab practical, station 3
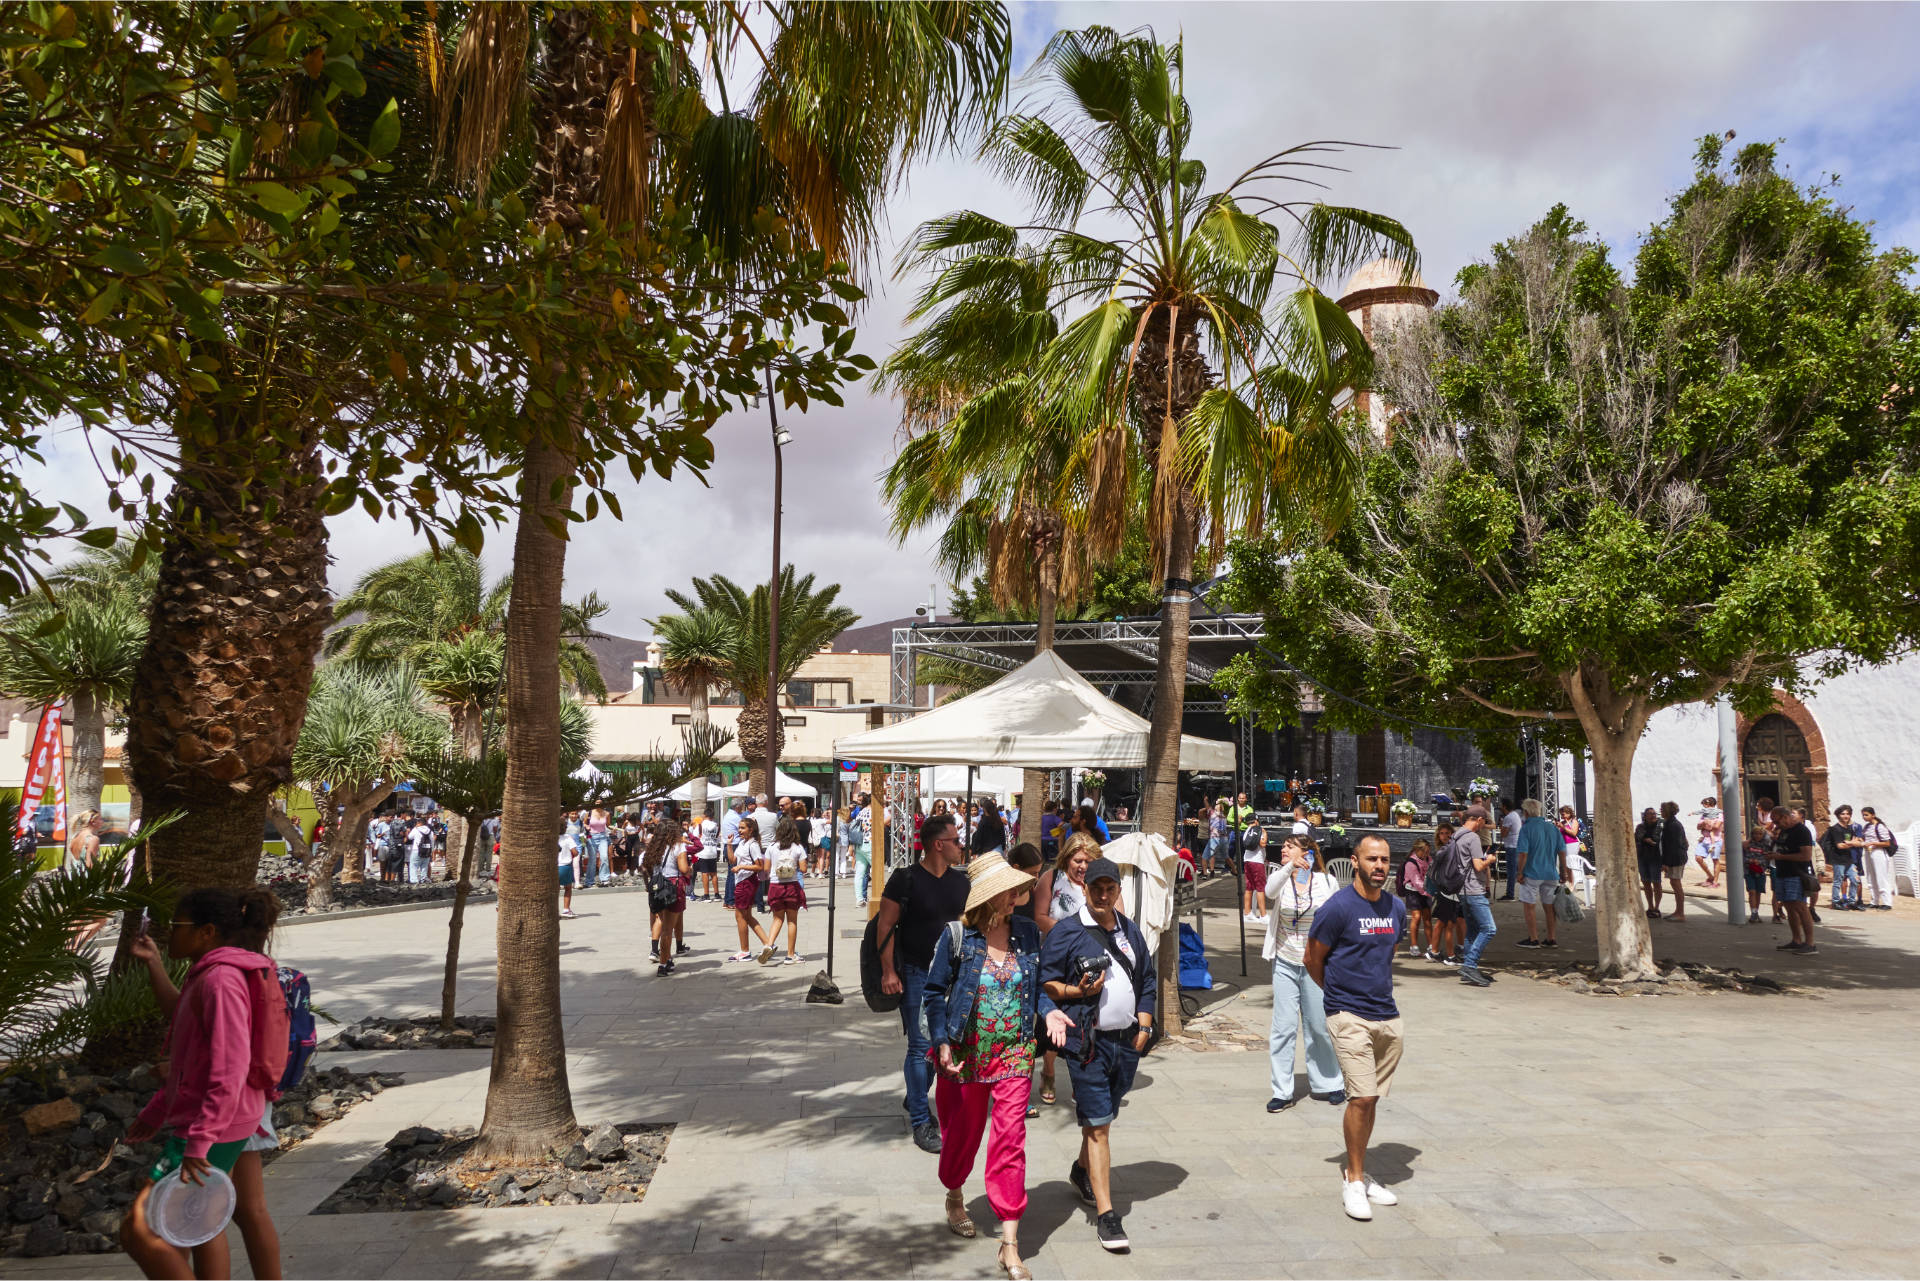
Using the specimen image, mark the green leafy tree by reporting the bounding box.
[663,570,859,799]
[1221,141,1920,978]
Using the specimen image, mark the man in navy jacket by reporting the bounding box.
[1039,857,1154,1254]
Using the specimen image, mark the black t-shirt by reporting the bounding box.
[1773,823,1815,865]
[1660,816,1690,866]
[1820,824,1855,866]
[883,862,970,970]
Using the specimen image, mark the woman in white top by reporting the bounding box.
[1262,837,1343,1110]
[1031,831,1098,1107]
[765,817,810,965]
[728,828,777,964]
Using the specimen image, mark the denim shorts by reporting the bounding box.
[1067,1029,1142,1127]
[1774,871,1808,902]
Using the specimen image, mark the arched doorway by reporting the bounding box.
[1741,713,1810,829]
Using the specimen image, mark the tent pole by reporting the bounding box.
[965,766,974,859]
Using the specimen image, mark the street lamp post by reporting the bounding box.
[764,367,790,800]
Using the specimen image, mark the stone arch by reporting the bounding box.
[1714,690,1830,824]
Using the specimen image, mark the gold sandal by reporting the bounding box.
[999,1241,1032,1280]
[1040,1073,1056,1105]
[945,1188,976,1238]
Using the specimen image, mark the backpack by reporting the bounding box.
[771,843,800,883]
[1429,837,1469,896]
[647,863,679,911]
[241,965,291,1097]
[275,966,317,1095]
[1882,825,1900,856]
[860,916,903,1013]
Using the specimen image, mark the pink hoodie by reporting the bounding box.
[137,945,271,1158]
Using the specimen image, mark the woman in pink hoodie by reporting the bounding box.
[122,887,283,1280]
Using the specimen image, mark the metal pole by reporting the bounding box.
[765,367,783,802]
[965,766,975,858]
[1718,695,1746,926]
[826,773,839,980]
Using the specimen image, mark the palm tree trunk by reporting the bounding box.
[1021,543,1058,832]
[124,426,331,896]
[687,685,711,822]
[67,691,106,821]
[1141,495,1196,1037]
[475,431,581,1161]
[308,783,392,909]
[442,815,481,1030]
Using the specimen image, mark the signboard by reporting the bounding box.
[15,700,66,842]
[838,759,859,781]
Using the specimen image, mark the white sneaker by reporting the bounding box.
[756,943,776,964]
[1341,1178,1373,1221]
[1365,1176,1398,1206]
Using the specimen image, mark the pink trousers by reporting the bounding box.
[935,1074,1029,1222]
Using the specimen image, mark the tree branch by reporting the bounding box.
[1455,684,1576,721]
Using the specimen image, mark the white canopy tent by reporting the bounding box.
[717,769,818,800]
[918,765,1025,799]
[831,650,1236,771]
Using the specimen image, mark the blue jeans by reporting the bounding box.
[855,851,871,903]
[1462,893,1496,968]
[1831,862,1859,905]
[409,852,430,883]
[1270,955,1342,1101]
[898,962,934,1127]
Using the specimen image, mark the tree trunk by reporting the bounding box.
[1587,732,1657,979]
[124,425,331,898]
[1021,555,1058,836]
[1141,495,1197,1037]
[442,815,481,1030]
[475,433,580,1161]
[306,783,392,909]
[266,807,311,862]
[67,691,106,821]
[127,779,143,832]
[687,685,710,823]
[737,699,783,802]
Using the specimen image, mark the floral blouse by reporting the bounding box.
[954,952,1034,1084]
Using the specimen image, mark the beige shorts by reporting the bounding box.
[1327,1011,1404,1099]
[1517,877,1558,906]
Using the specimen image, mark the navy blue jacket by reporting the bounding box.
[924,915,1052,1049]
[1038,909,1155,1055]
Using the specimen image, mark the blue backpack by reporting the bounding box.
[274,965,317,1095]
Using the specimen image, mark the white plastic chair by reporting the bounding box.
[1895,825,1920,898]
[1325,856,1353,883]
[1565,850,1598,908]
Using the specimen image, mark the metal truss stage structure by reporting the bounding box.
[877,614,1304,866]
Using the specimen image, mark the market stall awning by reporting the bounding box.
[717,769,818,800]
[831,650,1236,771]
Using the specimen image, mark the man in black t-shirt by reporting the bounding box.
[875,812,969,1153]
[1771,807,1818,954]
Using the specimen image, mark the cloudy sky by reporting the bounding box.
[24,2,1920,642]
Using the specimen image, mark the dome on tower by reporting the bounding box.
[1336,258,1437,311]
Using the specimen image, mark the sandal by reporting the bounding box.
[999,1242,1032,1280]
[945,1188,976,1238]
[1040,1073,1056,1105]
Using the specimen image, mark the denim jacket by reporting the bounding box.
[1038,909,1155,1056]
[923,915,1053,1049]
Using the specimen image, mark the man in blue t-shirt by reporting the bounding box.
[1306,833,1407,1223]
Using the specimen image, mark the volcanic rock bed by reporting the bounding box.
[1520,958,1790,996]
[320,1015,496,1051]
[260,857,500,917]
[312,1122,672,1214]
[0,1063,398,1257]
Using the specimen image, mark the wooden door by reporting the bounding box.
[1741,714,1810,826]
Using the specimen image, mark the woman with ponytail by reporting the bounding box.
[123,887,286,1279]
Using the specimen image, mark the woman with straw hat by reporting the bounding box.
[924,851,1071,1280]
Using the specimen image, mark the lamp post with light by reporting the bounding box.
[764,367,791,799]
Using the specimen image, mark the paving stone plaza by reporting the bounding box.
[8,870,1920,1281]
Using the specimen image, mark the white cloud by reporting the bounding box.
[17,2,1920,639]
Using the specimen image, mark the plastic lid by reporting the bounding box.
[148,1164,237,1248]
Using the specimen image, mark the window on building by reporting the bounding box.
[785,679,851,707]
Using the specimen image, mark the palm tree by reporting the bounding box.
[651,607,733,824]
[429,1,1009,1161]
[288,662,447,908]
[0,591,149,824]
[891,27,1416,1029]
[664,569,858,799]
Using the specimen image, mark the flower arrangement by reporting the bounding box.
[1467,776,1499,800]
[1080,770,1107,791]
[1390,797,1418,816]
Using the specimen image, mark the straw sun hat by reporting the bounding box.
[964,851,1035,914]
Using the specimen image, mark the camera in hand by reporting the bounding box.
[1074,953,1112,986]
